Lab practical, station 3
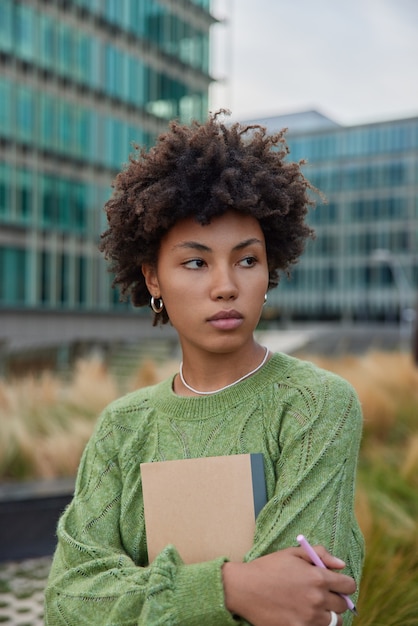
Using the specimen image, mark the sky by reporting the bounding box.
[209,0,418,126]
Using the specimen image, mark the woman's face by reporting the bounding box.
[142,211,269,358]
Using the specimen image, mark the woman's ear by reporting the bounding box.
[142,264,160,296]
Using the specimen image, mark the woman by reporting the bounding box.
[45,112,364,625]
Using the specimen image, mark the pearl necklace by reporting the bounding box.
[179,347,270,396]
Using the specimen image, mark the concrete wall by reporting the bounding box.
[0,310,177,352]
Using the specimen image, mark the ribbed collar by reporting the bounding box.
[146,352,295,421]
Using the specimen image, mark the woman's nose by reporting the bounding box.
[210,265,239,300]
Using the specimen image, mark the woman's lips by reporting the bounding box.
[207,310,243,331]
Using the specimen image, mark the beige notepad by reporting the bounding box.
[141,453,266,564]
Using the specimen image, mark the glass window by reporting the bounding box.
[103,45,124,99]
[145,2,166,46]
[39,13,56,70]
[74,107,88,158]
[180,94,202,123]
[58,100,73,152]
[111,118,128,169]
[77,256,88,305]
[105,44,118,96]
[376,230,390,250]
[365,126,382,155]
[190,0,211,9]
[0,162,10,218]
[0,0,13,53]
[321,198,336,223]
[15,3,35,61]
[16,85,34,144]
[390,125,406,152]
[0,247,27,305]
[105,0,118,24]
[90,39,103,91]
[16,248,28,304]
[80,0,101,13]
[17,169,32,222]
[390,197,406,219]
[103,116,113,168]
[76,32,92,85]
[86,109,98,162]
[179,21,191,64]
[58,179,71,229]
[345,129,365,158]
[40,250,52,305]
[40,91,57,150]
[58,22,73,77]
[390,229,409,253]
[146,70,189,120]
[1,248,8,301]
[105,0,127,27]
[41,175,58,227]
[325,266,337,287]
[115,48,126,99]
[85,183,99,235]
[127,56,145,106]
[0,78,12,138]
[92,112,104,165]
[128,124,146,149]
[200,31,209,73]
[59,253,70,305]
[288,137,306,162]
[388,161,406,186]
[71,182,87,231]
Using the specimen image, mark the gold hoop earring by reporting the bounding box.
[150,296,164,314]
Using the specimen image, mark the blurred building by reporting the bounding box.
[253,111,418,324]
[0,0,215,359]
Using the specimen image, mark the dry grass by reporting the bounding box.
[301,350,418,623]
[1,349,417,622]
[0,356,177,481]
[304,351,418,441]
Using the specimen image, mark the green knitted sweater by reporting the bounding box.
[45,352,364,625]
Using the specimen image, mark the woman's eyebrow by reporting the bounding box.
[233,238,264,251]
[173,241,211,252]
[173,238,263,253]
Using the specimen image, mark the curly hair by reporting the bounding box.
[99,110,316,325]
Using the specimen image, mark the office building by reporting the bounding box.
[0,0,216,356]
[253,111,418,323]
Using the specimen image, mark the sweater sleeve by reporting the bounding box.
[247,368,365,626]
[44,409,237,626]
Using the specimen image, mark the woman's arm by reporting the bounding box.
[223,369,364,626]
[44,410,237,626]
[223,545,355,626]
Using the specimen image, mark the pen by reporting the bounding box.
[297,534,358,616]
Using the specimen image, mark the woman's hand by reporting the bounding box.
[222,546,356,626]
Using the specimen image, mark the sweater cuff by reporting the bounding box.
[174,557,238,625]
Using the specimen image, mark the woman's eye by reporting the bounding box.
[183,258,206,269]
[240,256,257,267]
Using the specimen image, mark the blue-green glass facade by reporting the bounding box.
[256,113,418,322]
[0,0,214,313]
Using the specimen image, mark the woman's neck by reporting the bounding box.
[175,343,270,397]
